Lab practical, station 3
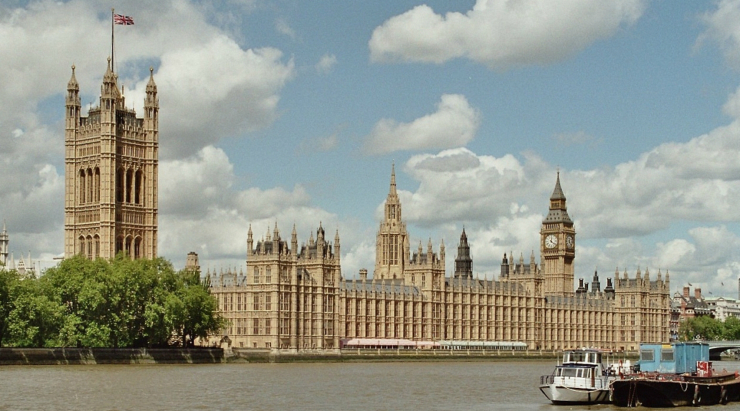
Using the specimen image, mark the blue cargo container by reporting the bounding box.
[638,342,709,374]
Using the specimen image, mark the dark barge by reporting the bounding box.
[610,342,740,407]
[611,371,740,407]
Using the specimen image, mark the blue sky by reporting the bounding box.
[3,0,740,297]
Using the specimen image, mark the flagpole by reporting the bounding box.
[111,8,115,71]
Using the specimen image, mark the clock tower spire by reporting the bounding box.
[541,172,576,296]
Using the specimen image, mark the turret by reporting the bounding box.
[291,224,298,251]
[247,224,253,255]
[500,253,509,279]
[100,57,119,110]
[592,270,601,293]
[334,229,341,261]
[66,65,81,134]
[144,67,159,135]
[604,277,615,297]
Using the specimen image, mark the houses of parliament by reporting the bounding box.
[59,58,670,353]
[207,166,671,352]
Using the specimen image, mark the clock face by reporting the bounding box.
[545,234,558,249]
[566,235,574,249]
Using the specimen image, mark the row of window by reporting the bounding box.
[77,166,147,206]
[230,318,338,337]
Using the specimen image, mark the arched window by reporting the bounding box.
[125,236,133,258]
[133,237,142,259]
[135,169,143,204]
[126,169,134,203]
[116,168,124,203]
[87,168,93,203]
[116,236,124,256]
[94,235,100,259]
[79,170,86,204]
[86,235,93,260]
[94,167,100,203]
[79,236,86,256]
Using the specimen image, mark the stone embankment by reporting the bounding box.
[0,347,224,365]
[1,347,634,364]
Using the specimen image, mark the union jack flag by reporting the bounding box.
[114,14,134,25]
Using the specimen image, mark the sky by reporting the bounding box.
[3,0,740,298]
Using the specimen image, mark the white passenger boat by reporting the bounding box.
[539,349,624,404]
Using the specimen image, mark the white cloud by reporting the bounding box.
[369,0,644,69]
[158,146,340,268]
[698,0,740,70]
[275,18,296,39]
[0,0,296,161]
[315,53,337,74]
[363,94,480,154]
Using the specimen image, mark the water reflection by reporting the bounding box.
[2,360,739,410]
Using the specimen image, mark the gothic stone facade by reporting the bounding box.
[64,60,158,259]
[209,169,671,351]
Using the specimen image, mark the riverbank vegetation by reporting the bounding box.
[0,255,224,348]
[678,315,740,341]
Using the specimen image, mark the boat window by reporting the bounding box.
[562,368,577,377]
[661,349,674,362]
[640,349,654,362]
[587,353,596,363]
[569,351,585,362]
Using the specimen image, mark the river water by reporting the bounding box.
[3,360,740,410]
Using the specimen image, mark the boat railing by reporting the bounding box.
[544,375,611,389]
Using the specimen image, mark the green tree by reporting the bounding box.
[5,273,65,347]
[0,269,19,346]
[3,255,224,348]
[169,269,225,347]
[678,316,724,341]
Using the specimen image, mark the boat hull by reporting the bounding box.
[539,384,610,404]
[610,375,740,407]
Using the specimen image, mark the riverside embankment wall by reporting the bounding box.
[0,347,224,365]
[0,347,635,364]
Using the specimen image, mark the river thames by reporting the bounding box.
[3,360,740,410]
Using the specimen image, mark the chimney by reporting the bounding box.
[359,269,367,280]
[695,288,702,300]
[683,286,689,298]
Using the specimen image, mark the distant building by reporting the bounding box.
[208,168,671,351]
[670,286,710,340]
[0,222,36,276]
[63,60,159,260]
[705,296,740,322]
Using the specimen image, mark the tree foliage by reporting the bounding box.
[678,315,740,342]
[0,255,224,348]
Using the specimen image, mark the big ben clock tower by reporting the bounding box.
[541,172,575,296]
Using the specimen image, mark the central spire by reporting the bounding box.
[388,162,397,198]
[384,163,401,222]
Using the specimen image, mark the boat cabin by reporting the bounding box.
[638,342,709,374]
[563,349,602,365]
